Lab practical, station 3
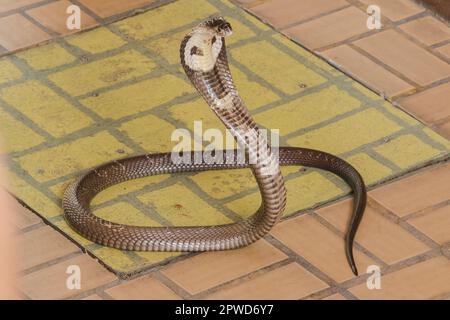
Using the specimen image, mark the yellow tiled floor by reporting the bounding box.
[0,0,449,278]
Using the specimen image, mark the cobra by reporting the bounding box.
[63,17,367,275]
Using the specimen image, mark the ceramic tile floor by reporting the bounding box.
[2,0,449,299]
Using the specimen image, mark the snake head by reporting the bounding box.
[197,16,232,37]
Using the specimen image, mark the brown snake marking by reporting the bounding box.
[63,17,366,275]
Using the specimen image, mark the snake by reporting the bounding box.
[63,17,367,275]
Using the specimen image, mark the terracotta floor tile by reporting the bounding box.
[408,206,450,245]
[436,43,450,59]
[105,276,180,300]
[271,215,375,282]
[0,0,44,13]
[436,120,450,138]
[250,0,348,29]
[399,16,450,46]
[237,0,256,4]
[317,199,429,264]
[358,0,425,22]
[18,254,117,299]
[0,14,51,51]
[321,45,414,97]
[161,240,287,295]
[354,30,450,86]
[78,0,154,18]
[349,257,450,299]
[7,194,41,230]
[369,163,450,217]
[205,263,328,300]
[17,225,80,271]
[397,82,450,124]
[322,293,346,300]
[26,0,98,35]
[284,7,369,50]
[82,294,103,300]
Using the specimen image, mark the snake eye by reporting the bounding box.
[217,21,232,36]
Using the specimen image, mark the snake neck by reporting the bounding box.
[180,22,287,228]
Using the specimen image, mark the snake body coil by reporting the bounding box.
[63,17,366,275]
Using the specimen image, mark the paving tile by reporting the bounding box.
[7,194,41,230]
[7,173,61,218]
[287,109,401,155]
[397,82,450,124]
[17,131,133,182]
[271,32,343,76]
[349,257,450,299]
[271,215,375,282]
[229,64,280,110]
[359,0,425,22]
[138,182,232,226]
[369,163,450,217]
[1,80,93,137]
[119,114,178,153]
[0,109,45,154]
[226,171,344,219]
[78,0,155,18]
[345,153,392,185]
[354,30,450,86]
[18,254,117,299]
[408,206,450,245]
[81,75,192,120]
[91,246,173,274]
[436,120,450,138]
[16,43,76,70]
[161,240,287,295]
[82,294,103,300]
[88,175,168,206]
[254,85,361,136]
[374,134,441,169]
[316,199,429,265]
[0,14,51,51]
[0,0,44,13]
[169,98,227,134]
[234,0,256,5]
[0,58,22,84]
[321,45,414,97]
[436,43,450,59]
[231,40,326,94]
[322,293,346,300]
[66,27,126,54]
[191,168,257,200]
[284,7,369,50]
[26,0,98,35]
[48,50,155,96]
[205,263,328,300]
[399,16,450,46]
[17,225,80,271]
[249,0,348,29]
[113,0,217,40]
[105,276,180,299]
[94,202,160,227]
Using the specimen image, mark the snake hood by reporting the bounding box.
[181,17,232,73]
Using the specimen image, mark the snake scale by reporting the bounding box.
[63,17,367,275]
